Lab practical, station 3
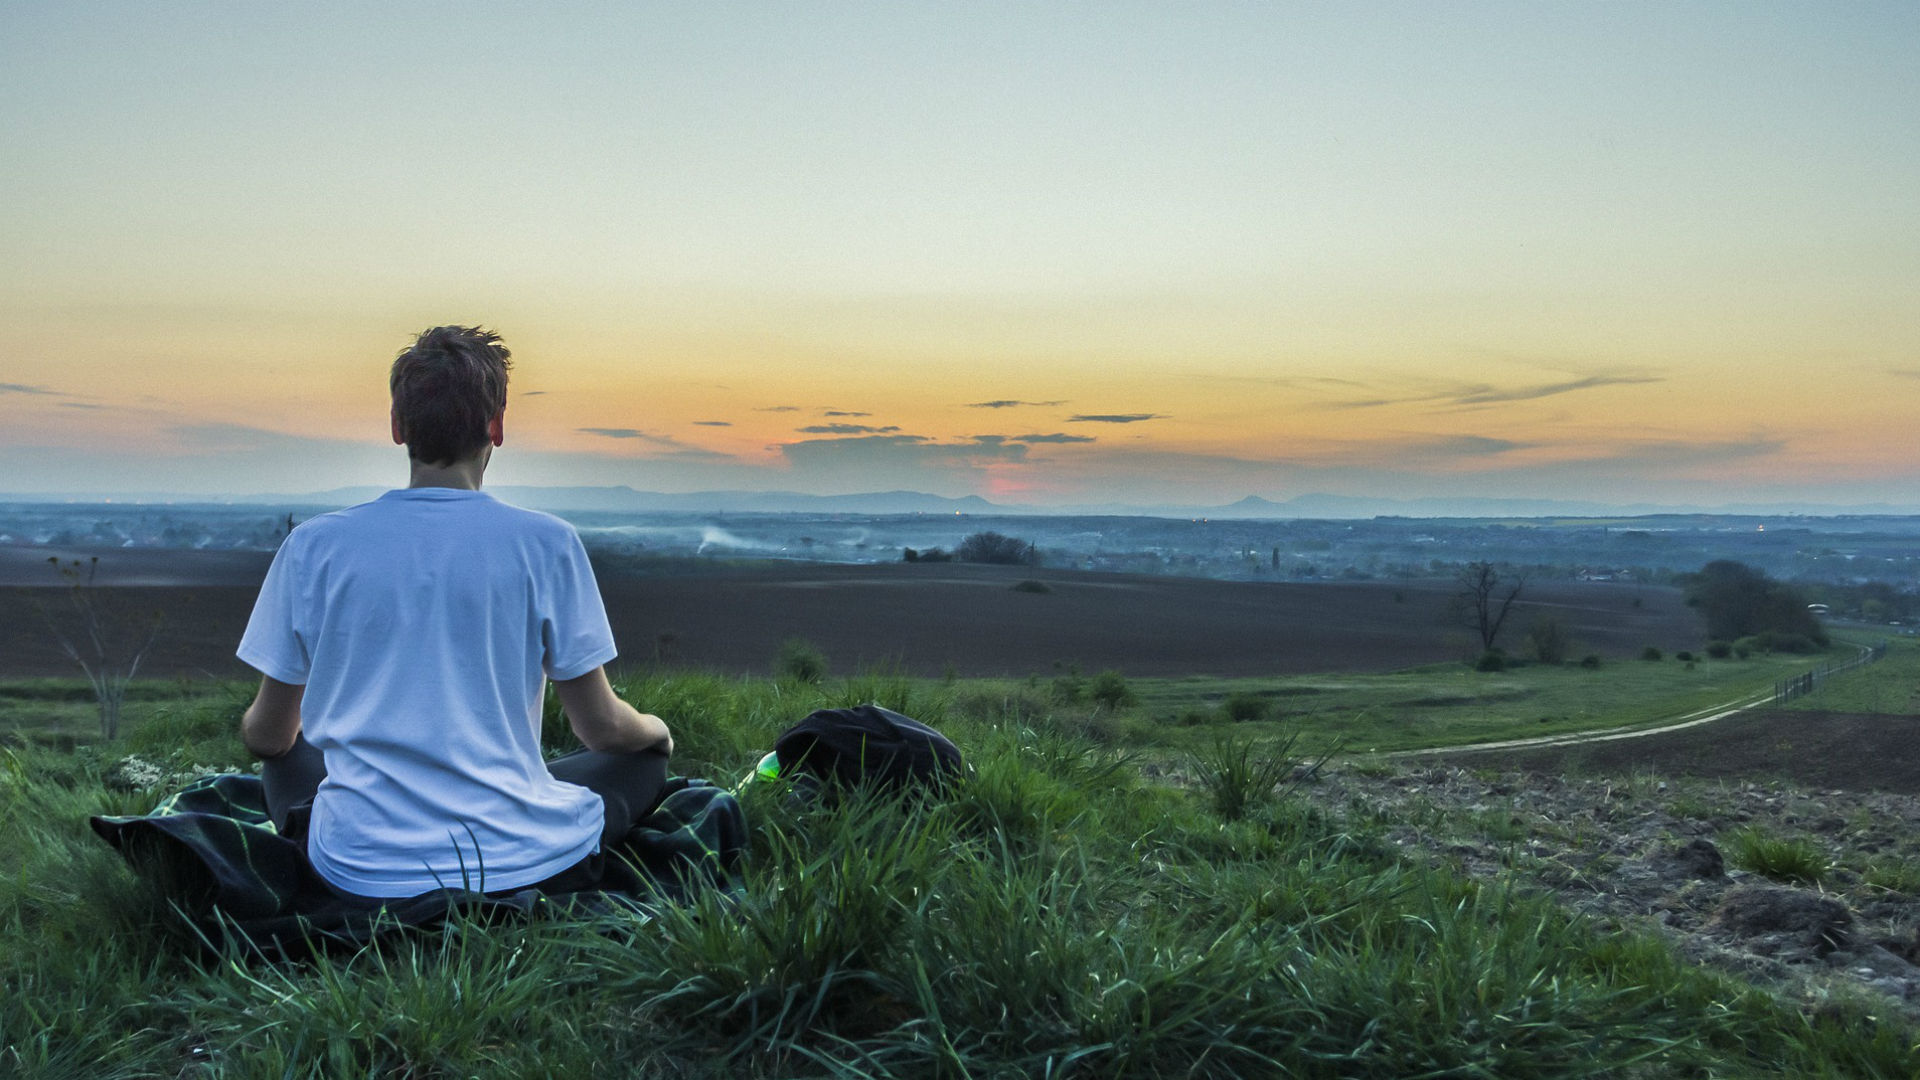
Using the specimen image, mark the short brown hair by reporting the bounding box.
[390,326,512,466]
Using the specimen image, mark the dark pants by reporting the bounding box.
[261,734,671,897]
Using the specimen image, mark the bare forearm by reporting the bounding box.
[578,701,672,754]
[241,676,304,758]
[555,667,672,754]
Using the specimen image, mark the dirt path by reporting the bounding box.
[1395,644,1880,758]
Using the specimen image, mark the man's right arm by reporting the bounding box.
[554,667,672,755]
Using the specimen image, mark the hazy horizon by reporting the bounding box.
[5,4,1916,509]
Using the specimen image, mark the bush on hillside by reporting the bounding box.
[956,531,1039,566]
[775,637,828,684]
[1222,692,1270,723]
[1088,670,1136,709]
[1525,617,1572,665]
[1735,631,1822,655]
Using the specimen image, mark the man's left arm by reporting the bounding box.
[241,676,305,758]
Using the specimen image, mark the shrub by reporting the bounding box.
[774,637,828,684]
[956,531,1039,566]
[1524,617,1571,664]
[1579,655,1602,669]
[1087,670,1136,710]
[1762,632,1822,655]
[1221,692,1270,723]
[1674,650,1694,662]
[1474,649,1507,672]
[1735,630,1820,657]
[903,546,952,563]
[1706,640,1733,659]
[1640,646,1663,661]
[1010,579,1051,594]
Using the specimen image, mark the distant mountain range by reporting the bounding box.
[8,485,1920,520]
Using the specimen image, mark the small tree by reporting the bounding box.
[38,556,162,740]
[1682,560,1827,646]
[1455,561,1524,652]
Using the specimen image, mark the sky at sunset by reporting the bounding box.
[3,3,1917,509]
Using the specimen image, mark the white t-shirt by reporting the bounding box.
[237,488,616,897]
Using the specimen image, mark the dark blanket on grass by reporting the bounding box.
[90,772,747,955]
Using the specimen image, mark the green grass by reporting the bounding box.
[1781,636,1920,715]
[0,677,238,747]
[1723,826,1830,885]
[4,672,1919,1077]
[1863,857,1920,895]
[1112,646,1824,755]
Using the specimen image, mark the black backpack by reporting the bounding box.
[771,704,963,793]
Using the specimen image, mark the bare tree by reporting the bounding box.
[38,556,162,740]
[1456,561,1524,652]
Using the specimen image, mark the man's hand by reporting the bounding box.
[554,667,672,755]
[241,675,305,759]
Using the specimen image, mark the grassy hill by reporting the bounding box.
[4,661,1918,1077]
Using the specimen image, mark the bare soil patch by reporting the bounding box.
[1450,709,1920,796]
[601,563,1697,678]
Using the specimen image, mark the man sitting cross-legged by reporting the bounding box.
[237,325,673,903]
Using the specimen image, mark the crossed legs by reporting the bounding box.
[260,734,670,849]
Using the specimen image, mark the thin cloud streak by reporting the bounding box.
[1325,373,1664,411]
[1451,374,1665,405]
[970,433,1096,446]
[575,427,715,453]
[1008,433,1095,444]
[797,423,901,435]
[1068,413,1164,424]
[965,399,1068,409]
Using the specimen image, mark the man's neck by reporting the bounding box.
[407,449,490,491]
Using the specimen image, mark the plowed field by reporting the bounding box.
[0,547,1702,679]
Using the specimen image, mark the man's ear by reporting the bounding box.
[390,407,405,446]
[488,408,505,447]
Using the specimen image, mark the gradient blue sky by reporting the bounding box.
[3,3,1917,506]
